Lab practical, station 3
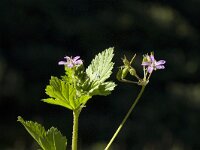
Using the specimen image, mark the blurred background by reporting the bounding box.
[0,0,200,149]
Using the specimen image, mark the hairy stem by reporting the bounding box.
[105,85,146,150]
[72,110,80,150]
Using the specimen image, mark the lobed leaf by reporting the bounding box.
[43,76,91,110]
[17,116,67,150]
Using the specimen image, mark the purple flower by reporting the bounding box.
[58,56,83,68]
[141,53,166,73]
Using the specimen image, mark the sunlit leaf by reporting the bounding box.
[86,47,114,83]
[42,76,91,110]
[85,47,117,96]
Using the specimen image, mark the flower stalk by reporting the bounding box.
[104,85,146,150]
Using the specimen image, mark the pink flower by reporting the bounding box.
[142,53,166,73]
[58,56,83,68]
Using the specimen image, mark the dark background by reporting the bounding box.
[1,0,200,150]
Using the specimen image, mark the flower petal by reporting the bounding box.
[147,66,153,73]
[156,65,165,69]
[74,60,83,65]
[64,56,70,59]
[156,60,166,65]
[73,56,80,61]
[150,54,155,62]
[64,56,71,62]
[58,61,67,65]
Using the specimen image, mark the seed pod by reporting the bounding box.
[122,67,129,79]
[116,68,123,81]
[129,68,136,76]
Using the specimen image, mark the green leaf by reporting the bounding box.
[43,76,91,110]
[89,81,116,96]
[85,47,116,96]
[86,47,114,83]
[17,116,67,150]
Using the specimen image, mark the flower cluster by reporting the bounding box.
[117,52,166,86]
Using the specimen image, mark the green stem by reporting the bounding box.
[104,85,146,150]
[72,110,80,150]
